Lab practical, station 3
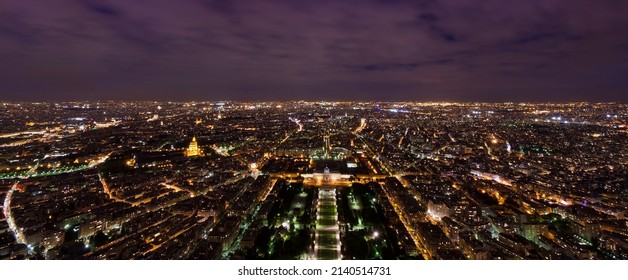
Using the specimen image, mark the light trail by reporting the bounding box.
[3,183,27,245]
[289,117,303,132]
[448,133,456,142]
[380,184,431,260]
[99,173,136,205]
[353,118,367,134]
[89,152,112,168]
[159,182,183,192]
[0,139,33,147]
[470,170,513,187]
[0,130,47,139]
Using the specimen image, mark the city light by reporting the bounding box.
[0,101,623,261]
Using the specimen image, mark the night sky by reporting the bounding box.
[1,0,627,102]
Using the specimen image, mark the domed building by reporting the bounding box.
[185,136,202,157]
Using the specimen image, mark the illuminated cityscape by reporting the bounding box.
[0,101,625,260]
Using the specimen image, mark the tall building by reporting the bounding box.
[185,136,201,157]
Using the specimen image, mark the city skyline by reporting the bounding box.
[0,101,626,260]
[1,0,628,102]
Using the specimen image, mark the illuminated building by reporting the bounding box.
[427,200,451,221]
[185,136,202,157]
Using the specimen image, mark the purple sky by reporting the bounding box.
[1,0,627,102]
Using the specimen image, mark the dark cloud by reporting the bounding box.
[418,13,439,22]
[353,58,454,72]
[428,25,458,42]
[511,32,582,45]
[0,0,627,102]
[87,4,121,17]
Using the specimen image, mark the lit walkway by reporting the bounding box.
[315,187,341,260]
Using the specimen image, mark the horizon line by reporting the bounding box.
[1,100,626,104]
